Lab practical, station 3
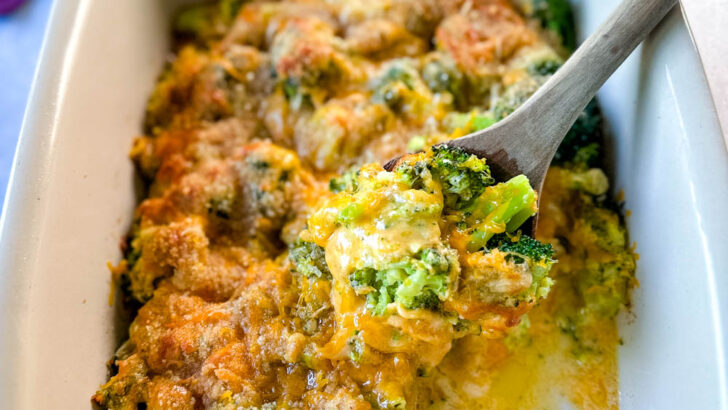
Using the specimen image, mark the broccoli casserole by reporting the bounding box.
[93,0,636,408]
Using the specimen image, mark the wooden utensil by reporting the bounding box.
[385,0,677,231]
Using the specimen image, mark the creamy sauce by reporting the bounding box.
[436,279,619,409]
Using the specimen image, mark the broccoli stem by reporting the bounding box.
[467,175,537,251]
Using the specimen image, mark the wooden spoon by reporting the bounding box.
[385,0,677,230]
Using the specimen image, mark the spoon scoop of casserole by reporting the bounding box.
[384,0,677,233]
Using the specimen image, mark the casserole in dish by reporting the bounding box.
[0,0,726,409]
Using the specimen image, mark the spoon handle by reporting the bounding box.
[449,0,677,186]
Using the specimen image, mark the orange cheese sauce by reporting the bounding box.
[435,280,620,409]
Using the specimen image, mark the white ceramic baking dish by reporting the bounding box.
[1,0,727,408]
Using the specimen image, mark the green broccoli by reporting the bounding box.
[487,233,555,263]
[289,240,332,279]
[579,256,636,318]
[329,167,360,193]
[555,313,600,358]
[422,57,466,109]
[173,4,218,42]
[527,59,562,77]
[348,248,454,315]
[91,355,148,409]
[218,0,244,24]
[395,160,429,190]
[371,64,418,111]
[173,0,243,44]
[553,99,603,167]
[464,175,538,251]
[445,111,497,133]
[565,168,609,196]
[558,186,635,320]
[554,252,635,359]
[304,146,553,325]
[483,233,556,302]
[281,78,315,109]
[453,318,482,338]
[577,205,628,253]
[490,57,561,120]
[426,145,495,209]
[531,0,577,52]
[393,146,539,251]
[347,331,365,362]
[406,135,427,153]
[336,202,366,225]
[455,231,555,312]
[491,78,541,121]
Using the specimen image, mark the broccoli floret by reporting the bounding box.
[370,60,444,121]
[422,57,466,109]
[348,267,377,290]
[270,18,346,108]
[487,233,555,263]
[555,313,600,358]
[173,0,242,44]
[218,0,244,24]
[393,147,538,250]
[453,318,482,338]
[491,79,541,121]
[282,78,299,100]
[395,160,429,190]
[349,268,389,315]
[91,355,148,409]
[565,168,609,196]
[465,175,538,251]
[553,99,603,167]
[371,64,418,111]
[348,248,453,315]
[454,231,554,316]
[445,111,497,133]
[336,202,365,225]
[531,0,577,52]
[576,206,628,253]
[579,256,636,318]
[289,240,332,279]
[527,59,562,77]
[481,233,556,303]
[555,184,635,319]
[419,247,451,272]
[173,4,220,44]
[426,146,495,209]
[490,57,561,121]
[329,167,360,193]
[406,135,427,153]
[281,78,315,109]
[347,331,365,363]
